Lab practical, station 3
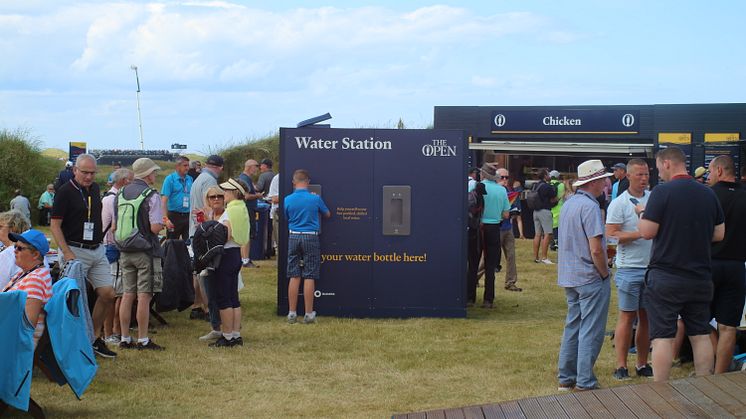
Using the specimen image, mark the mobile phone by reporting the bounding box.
[629,197,639,205]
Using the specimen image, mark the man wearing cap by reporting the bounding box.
[255,158,275,196]
[50,153,117,358]
[610,163,629,201]
[639,147,724,381]
[479,163,510,308]
[606,158,653,380]
[116,158,165,351]
[557,160,613,392]
[187,154,223,322]
[694,166,707,184]
[285,169,330,324]
[55,161,75,191]
[706,155,746,374]
[548,170,565,251]
[161,156,192,240]
[3,229,52,348]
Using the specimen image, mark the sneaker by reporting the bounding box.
[287,313,298,324]
[105,334,121,345]
[303,311,317,324]
[612,367,630,381]
[137,340,165,351]
[231,337,244,346]
[93,338,118,358]
[574,384,601,392]
[209,336,233,348]
[242,260,258,268]
[534,259,542,263]
[636,364,654,377]
[505,285,523,292]
[540,259,554,265]
[557,382,575,392]
[119,340,136,349]
[199,330,223,341]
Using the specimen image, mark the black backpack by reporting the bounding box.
[467,188,484,230]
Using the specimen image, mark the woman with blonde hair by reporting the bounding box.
[198,185,227,343]
[211,179,249,347]
[0,210,32,289]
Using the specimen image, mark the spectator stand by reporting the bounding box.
[89,149,178,166]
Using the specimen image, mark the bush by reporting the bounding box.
[0,129,62,216]
[219,133,280,179]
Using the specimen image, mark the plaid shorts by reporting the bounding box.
[287,233,321,280]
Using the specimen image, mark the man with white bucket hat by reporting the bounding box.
[556,159,613,392]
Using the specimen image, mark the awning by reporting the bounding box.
[470,140,655,157]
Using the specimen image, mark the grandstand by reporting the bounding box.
[90,149,178,165]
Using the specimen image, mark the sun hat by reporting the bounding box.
[10,229,50,256]
[132,158,161,179]
[219,178,246,196]
[480,163,499,181]
[572,160,614,187]
[694,166,707,179]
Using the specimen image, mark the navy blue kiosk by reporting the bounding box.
[278,126,467,318]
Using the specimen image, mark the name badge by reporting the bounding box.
[83,222,94,241]
[183,196,190,208]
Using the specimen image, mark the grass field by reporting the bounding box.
[22,239,694,418]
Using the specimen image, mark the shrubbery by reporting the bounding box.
[219,133,280,178]
[0,129,61,215]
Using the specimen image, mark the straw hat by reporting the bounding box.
[572,160,614,187]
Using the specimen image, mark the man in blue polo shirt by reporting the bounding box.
[479,163,510,309]
[284,169,330,324]
[161,156,192,240]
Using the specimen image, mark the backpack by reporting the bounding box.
[114,186,156,251]
[525,182,543,211]
[467,189,483,230]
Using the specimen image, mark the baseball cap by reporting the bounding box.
[260,158,273,168]
[612,163,626,170]
[206,155,224,167]
[10,229,50,255]
[549,170,560,179]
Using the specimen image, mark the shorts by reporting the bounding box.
[120,252,163,294]
[533,209,553,236]
[287,233,320,280]
[614,268,646,312]
[645,269,713,339]
[61,245,113,289]
[711,259,746,327]
[110,261,124,296]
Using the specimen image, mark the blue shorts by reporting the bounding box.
[287,234,321,280]
[614,267,646,311]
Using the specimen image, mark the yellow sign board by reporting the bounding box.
[658,133,691,144]
[704,133,739,143]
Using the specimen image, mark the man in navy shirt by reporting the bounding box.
[639,147,724,381]
[161,156,192,240]
[284,169,330,324]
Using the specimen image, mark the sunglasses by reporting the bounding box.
[207,195,225,200]
[499,176,510,179]
[14,245,33,253]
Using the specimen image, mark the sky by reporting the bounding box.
[1,1,745,154]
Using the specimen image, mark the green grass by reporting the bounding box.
[22,240,694,418]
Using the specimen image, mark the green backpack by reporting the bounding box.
[115,186,155,251]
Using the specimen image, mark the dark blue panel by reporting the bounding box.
[490,109,639,133]
[278,127,466,318]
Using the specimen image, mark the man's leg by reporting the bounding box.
[714,324,737,374]
[690,334,714,376]
[651,338,674,382]
[112,297,121,335]
[288,277,301,312]
[558,287,581,387]
[500,229,518,288]
[635,309,650,368]
[482,224,501,305]
[136,293,152,339]
[92,286,115,338]
[532,232,541,260]
[303,279,315,313]
[614,311,636,370]
[541,233,553,260]
[466,228,480,303]
[119,292,136,342]
[575,279,610,389]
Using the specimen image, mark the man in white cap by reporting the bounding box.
[115,157,165,351]
[640,147,724,381]
[557,159,613,392]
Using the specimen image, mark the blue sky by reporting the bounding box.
[1,1,745,153]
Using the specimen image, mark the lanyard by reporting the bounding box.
[3,263,43,293]
[70,180,93,221]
